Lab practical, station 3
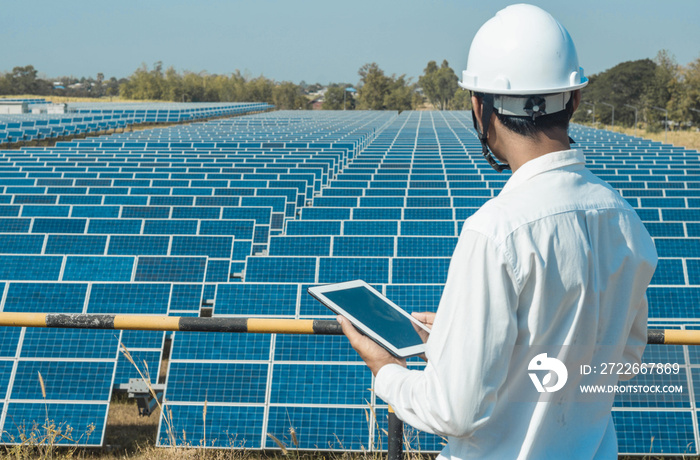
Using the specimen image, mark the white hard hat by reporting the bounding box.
[459,3,588,95]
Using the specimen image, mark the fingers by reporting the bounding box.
[412,312,436,327]
[411,312,435,345]
[337,315,359,339]
[336,315,407,375]
[337,315,368,351]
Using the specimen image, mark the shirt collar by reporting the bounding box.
[500,149,585,194]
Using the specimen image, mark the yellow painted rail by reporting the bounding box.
[0,312,697,345]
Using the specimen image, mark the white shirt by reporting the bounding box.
[375,149,658,460]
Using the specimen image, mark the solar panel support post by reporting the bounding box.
[388,406,403,460]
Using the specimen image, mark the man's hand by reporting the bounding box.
[411,312,435,362]
[337,316,406,376]
[411,312,435,343]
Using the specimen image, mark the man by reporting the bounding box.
[339,4,658,459]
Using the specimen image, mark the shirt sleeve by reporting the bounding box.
[618,293,648,381]
[374,229,519,438]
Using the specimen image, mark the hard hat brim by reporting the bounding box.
[458,77,588,96]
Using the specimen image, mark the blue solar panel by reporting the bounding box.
[0,255,62,280]
[396,237,457,257]
[135,257,206,283]
[32,218,86,234]
[3,282,88,312]
[45,235,107,255]
[613,411,696,455]
[21,328,119,359]
[2,402,108,446]
[400,220,456,236]
[318,257,389,284]
[275,325,358,361]
[158,404,264,448]
[270,364,371,405]
[656,238,700,257]
[166,362,268,403]
[0,234,44,253]
[63,256,134,282]
[171,236,233,258]
[265,406,369,450]
[647,287,700,318]
[108,235,169,255]
[245,257,317,283]
[88,283,171,314]
[11,361,114,400]
[143,220,198,235]
[333,236,394,257]
[269,236,331,256]
[215,283,297,316]
[650,259,685,285]
[392,258,450,284]
[0,328,21,357]
[343,220,398,236]
[88,219,142,235]
[114,349,161,385]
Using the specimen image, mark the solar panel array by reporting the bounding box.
[0,109,699,455]
[0,102,271,145]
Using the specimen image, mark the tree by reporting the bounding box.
[419,60,459,110]
[246,76,274,103]
[384,76,413,112]
[450,89,471,110]
[356,63,417,111]
[357,63,392,110]
[685,56,700,127]
[322,84,355,110]
[7,65,40,94]
[322,85,344,110]
[273,82,309,109]
[419,61,440,108]
[573,59,657,127]
[119,62,166,100]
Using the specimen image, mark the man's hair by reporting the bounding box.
[494,96,575,139]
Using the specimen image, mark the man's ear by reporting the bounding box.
[471,95,483,132]
[571,90,581,114]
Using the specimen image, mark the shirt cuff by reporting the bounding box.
[375,363,411,403]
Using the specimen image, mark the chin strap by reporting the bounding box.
[472,93,511,173]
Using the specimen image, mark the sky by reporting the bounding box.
[1,0,699,85]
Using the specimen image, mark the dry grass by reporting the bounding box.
[0,94,165,103]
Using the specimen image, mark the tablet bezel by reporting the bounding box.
[307,279,430,358]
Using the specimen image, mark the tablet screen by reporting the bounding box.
[319,284,425,352]
[308,280,429,357]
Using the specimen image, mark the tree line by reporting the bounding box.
[572,51,700,131]
[1,51,699,128]
[0,60,469,112]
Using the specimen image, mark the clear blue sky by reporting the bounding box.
[1,0,698,85]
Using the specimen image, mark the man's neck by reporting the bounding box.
[491,124,572,172]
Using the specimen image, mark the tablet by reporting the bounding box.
[307,280,430,358]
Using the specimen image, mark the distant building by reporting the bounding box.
[311,98,323,110]
[31,103,67,114]
[0,101,28,114]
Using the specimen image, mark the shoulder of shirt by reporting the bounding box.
[461,165,638,245]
